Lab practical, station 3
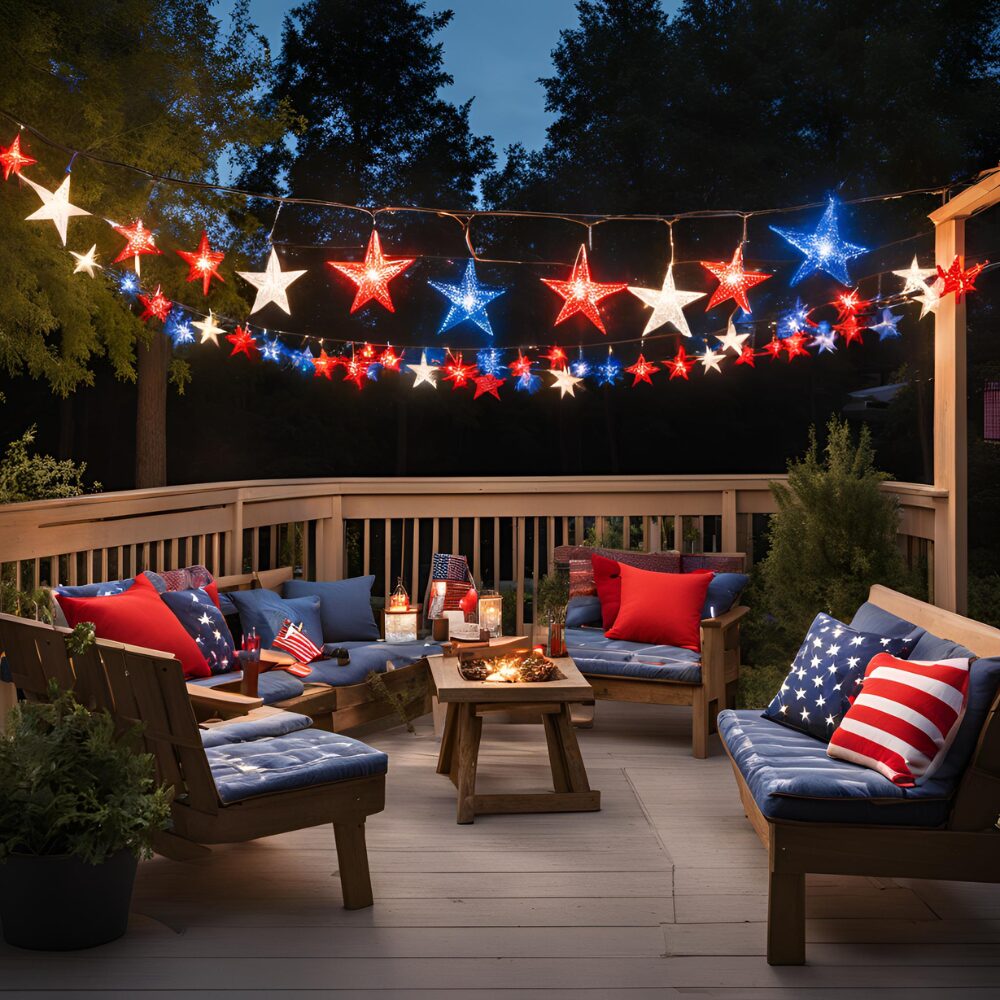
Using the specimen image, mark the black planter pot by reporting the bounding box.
[0,848,138,950]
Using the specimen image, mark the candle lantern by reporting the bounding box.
[477,588,503,638]
[389,578,410,611]
[384,578,418,643]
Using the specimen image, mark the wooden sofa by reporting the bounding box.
[721,585,1000,965]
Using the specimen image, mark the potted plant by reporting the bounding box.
[0,684,172,950]
[537,571,570,657]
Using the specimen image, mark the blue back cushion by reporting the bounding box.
[227,589,323,648]
[161,588,237,675]
[703,573,749,618]
[850,601,926,645]
[282,576,379,642]
[566,596,602,627]
[55,570,166,598]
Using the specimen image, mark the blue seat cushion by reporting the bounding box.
[850,601,926,645]
[227,589,323,648]
[187,669,306,704]
[566,627,701,684]
[302,640,439,687]
[566,595,602,627]
[282,577,379,643]
[206,729,388,803]
[200,711,313,748]
[719,709,954,827]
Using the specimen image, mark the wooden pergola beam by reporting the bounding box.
[929,166,1000,224]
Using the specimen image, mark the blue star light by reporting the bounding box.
[291,347,315,372]
[778,298,810,338]
[165,309,195,345]
[429,259,506,337]
[770,199,867,286]
[118,270,140,296]
[595,354,623,386]
[261,337,283,362]
[570,351,591,379]
[366,363,381,381]
[476,347,506,376]
[871,308,902,341]
[811,322,838,354]
[515,372,541,393]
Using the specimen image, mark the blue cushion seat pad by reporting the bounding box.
[719,709,954,827]
[566,627,701,684]
[206,729,388,803]
[187,669,306,705]
[200,711,313,748]
[303,640,440,687]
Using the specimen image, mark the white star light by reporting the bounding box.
[716,317,750,355]
[915,278,944,319]
[237,247,307,316]
[194,311,225,346]
[549,368,583,398]
[70,244,100,277]
[893,255,937,295]
[811,328,838,354]
[23,175,90,246]
[407,352,439,388]
[628,265,705,338]
[699,347,725,374]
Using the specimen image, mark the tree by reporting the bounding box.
[0,0,289,486]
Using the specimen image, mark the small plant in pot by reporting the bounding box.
[537,571,570,657]
[0,684,172,950]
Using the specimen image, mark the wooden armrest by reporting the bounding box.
[186,683,264,719]
[701,605,750,630]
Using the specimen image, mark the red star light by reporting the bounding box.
[343,355,367,389]
[443,352,476,389]
[783,331,810,360]
[700,245,771,312]
[836,315,865,346]
[312,349,337,379]
[763,336,784,359]
[379,345,402,371]
[473,374,505,399]
[541,245,627,334]
[113,219,162,269]
[543,345,568,368]
[510,353,534,378]
[226,325,257,358]
[836,288,872,319]
[735,345,757,367]
[0,134,36,180]
[625,354,659,386]
[359,342,377,362]
[176,231,225,296]
[326,230,414,313]
[936,256,986,301]
[665,346,695,381]
[137,285,172,323]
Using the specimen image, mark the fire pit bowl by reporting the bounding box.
[458,652,565,684]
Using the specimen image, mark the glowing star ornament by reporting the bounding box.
[735,345,757,367]
[870,308,902,341]
[543,345,568,369]
[22,175,90,246]
[541,244,627,334]
[0,134,36,180]
[628,264,705,337]
[476,348,506,377]
[626,354,660,386]
[783,331,810,360]
[343,356,367,389]
[443,352,476,389]
[763,336,784,360]
[177,231,225,295]
[700,245,771,312]
[699,347,725,374]
[327,231,414,313]
[292,347,315,372]
[407,352,439,388]
[118,271,140,296]
[666,346,695,381]
[194,311,225,346]
[595,354,623,386]
[510,353,534,380]
[312,349,337,379]
[936,256,986,301]
[166,311,195,345]
[716,316,750,355]
[915,277,944,319]
[835,287,871,319]
[137,285,172,323]
[835,314,865,346]
[261,338,282,362]
[473,374,505,400]
[238,247,306,316]
[380,345,402,371]
[893,255,936,295]
[226,325,257,358]
[430,259,506,336]
[70,244,100,278]
[811,326,838,354]
[112,218,161,274]
[770,198,867,286]
[779,298,810,338]
[549,368,583,397]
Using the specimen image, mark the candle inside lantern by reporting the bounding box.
[478,589,503,638]
[389,578,410,611]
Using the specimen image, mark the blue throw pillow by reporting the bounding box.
[161,588,237,675]
[566,595,602,627]
[936,653,1000,783]
[850,601,926,645]
[227,589,323,648]
[282,576,379,642]
[702,573,749,619]
[762,612,916,743]
[55,570,166,598]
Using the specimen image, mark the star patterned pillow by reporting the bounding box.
[762,612,916,743]
[161,587,237,676]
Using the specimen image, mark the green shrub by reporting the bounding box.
[0,425,100,505]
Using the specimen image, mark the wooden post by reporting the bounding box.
[320,495,344,580]
[721,489,738,553]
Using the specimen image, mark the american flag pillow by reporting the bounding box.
[827,653,971,786]
[272,619,324,664]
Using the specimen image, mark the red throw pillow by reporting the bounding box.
[205,579,221,610]
[605,563,712,651]
[55,573,211,679]
[591,553,623,629]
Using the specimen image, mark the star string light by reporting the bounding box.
[327,230,414,313]
[430,259,506,336]
[476,347,506,377]
[626,354,659,386]
[341,354,367,389]
[0,133,36,180]
[762,336,784,360]
[165,310,195,345]
[407,352,439,388]
[700,245,771,312]
[834,315,865,346]
[137,285,172,323]
[570,349,591,379]
[23,175,89,246]
[238,247,307,315]
[443,352,476,389]
[699,346,725,373]
[811,325,838,354]
[176,230,225,295]
[835,288,871,319]
[893,255,936,295]
[473,374,505,399]
[778,298,810,338]
[313,349,337,379]
[915,277,944,319]
[261,337,282,362]
[112,218,161,274]
[292,347,315,372]
[716,316,750,354]
[379,345,402,371]
[595,352,623,386]
[548,368,583,397]
[628,264,705,337]
[541,244,627,334]
[783,331,810,360]
[936,256,986,301]
[870,308,902,341]
[194,311,224,346]
[226,325,257,358]
[666,346,694,381]
[544,345,568,368]
[770,198,867,286]
[117,271,140,296]
[735,345,756,367]
[70,244,100,277]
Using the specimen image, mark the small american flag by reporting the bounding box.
[431,553,473,583]
[827,652,970,786]
[272,619,324,664]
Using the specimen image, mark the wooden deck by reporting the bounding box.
[2,701,999,996]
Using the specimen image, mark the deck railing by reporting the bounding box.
[0,475,943,631]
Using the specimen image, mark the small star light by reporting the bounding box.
[176,231,225,295]
[778,298,810,338]
[835,314,864,346]
[326,230,414,313]
[570,350,591,379]
[407,351,439,388]
[510,352,533,379]
[194,311,225,346]
[312,349,337,379]
[473,373,505,400]
[666,346,695,380]
[700,245,771,312]
[735,344,757,367]
[165,310,195,345]
[476,348,506,377]
[112,218,161,274]
[137,285,172,323]
[292,347,315,372]
[716,316,750,355]
[783,331,810,360]
[443,352,477,389]
[380,345,402,371]
[0,133,37,180]
[628,264,705,337]
[238,247,307,316]
[763,336,784,359]
[835,287,871,319]
[870,308,902,341]
[915,276,945,319]
[343,355,367,389]
[511,353,540,392]
[894,255,937,295]
[541,244,627,334]
[430,259,506,336]
[70,244,100,278]
[261,337,283,362]
[226,325,258,358]
[936,256,986,301]
[770,198,868,286]
[23,175,90,246]
[811,325,838,354]
[543,345,568,368]
[626,353,660,386]
[595,352,623,386]
[549,368,583,397]
[699,346,725,373]
[118,271,140,296]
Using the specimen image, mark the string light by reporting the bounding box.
[770,197,868,286]
[327,230,414,313]
[541,244,627,334]
[176,230,225,295]
[430,259,506,336]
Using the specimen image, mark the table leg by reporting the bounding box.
[436,702,459,775]
[455,703,483,824]
[554,704,593,793]
[541,711,571,792]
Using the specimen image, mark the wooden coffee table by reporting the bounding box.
[428,641,600,824]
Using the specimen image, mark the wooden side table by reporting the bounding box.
[428,645,600,824]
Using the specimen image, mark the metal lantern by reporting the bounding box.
[477,588,503,638]
[389,578,410,611]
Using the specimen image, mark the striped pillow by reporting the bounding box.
[827,652,970,786]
